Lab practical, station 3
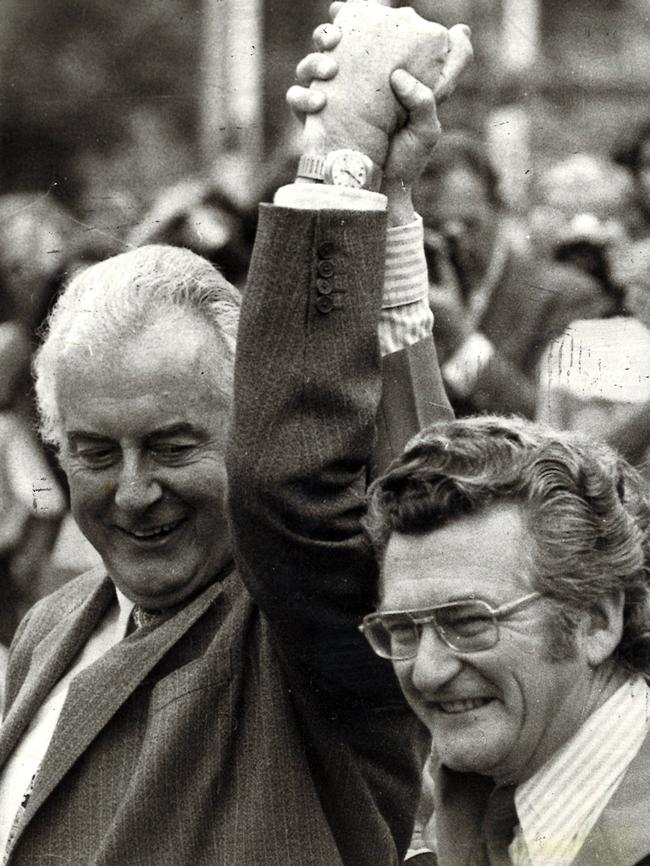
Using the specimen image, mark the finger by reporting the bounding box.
[312,22,343,51]
[295,52,338,86]
[286,85,326,119]
[390,68,439,142]
[434,24,473,103]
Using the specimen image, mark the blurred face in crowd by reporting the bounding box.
[414,165,497,297]
[381,504,610,785]
[2,210,67,327]
[57,310,232,609]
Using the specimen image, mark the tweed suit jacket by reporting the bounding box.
[431,730,650,866]
[1,204,451,866]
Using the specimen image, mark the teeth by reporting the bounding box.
[131,520,181,539]
[439,699,489,714]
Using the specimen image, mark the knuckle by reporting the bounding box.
[312,23,329,44]
[418,87,435,110]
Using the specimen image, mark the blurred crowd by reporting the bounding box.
[2,114,650,662]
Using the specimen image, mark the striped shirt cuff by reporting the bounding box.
[380,214,433,356]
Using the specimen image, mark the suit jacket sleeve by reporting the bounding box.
[227,203,421,707]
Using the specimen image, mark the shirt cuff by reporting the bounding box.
[384,214,429,308]
[379,214,433,356]
[443,331,495,397]
[274,183,386,211]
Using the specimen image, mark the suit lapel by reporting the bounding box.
[434,765,493,866]
[573,730,650,866]
[18,577,226,834]
[0,573,114,767]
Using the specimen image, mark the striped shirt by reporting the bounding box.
[381,214,432,355]
[510,675,650,866]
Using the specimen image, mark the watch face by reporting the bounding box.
[329,151,369,188]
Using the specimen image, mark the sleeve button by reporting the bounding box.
[316,279,333,295]
[317,241,336,259]
[317,260,335,278]
[315,296,334,314]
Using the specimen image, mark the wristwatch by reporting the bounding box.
[297,149,382,192]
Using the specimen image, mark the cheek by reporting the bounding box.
[395,664,427,714]
[67,472,114,519]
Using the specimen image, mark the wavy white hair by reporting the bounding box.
[34,244,240,449]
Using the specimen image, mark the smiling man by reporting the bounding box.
[0,5,473,865]
[363,415,650,866]
[46,271,234,611]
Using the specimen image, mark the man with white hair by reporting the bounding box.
[0,5,472,865]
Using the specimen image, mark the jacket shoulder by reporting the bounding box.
[3,566,108,718]
[12,566,107,648]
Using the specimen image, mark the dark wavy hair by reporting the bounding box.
[366,416,650,673]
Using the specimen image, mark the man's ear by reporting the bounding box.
[580,590,625,667]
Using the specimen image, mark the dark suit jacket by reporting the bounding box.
[452,250,607,419]
[1,205,451,866]
[433,731,650,866]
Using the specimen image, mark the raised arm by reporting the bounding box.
[226,4,470,681]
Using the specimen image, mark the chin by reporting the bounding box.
[112,569,204,609]
[434,736,505,777]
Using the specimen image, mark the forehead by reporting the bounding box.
[380,503,533,610]
[56,310,229,441]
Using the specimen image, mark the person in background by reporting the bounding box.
[532,154,650,468]
[0,6,472,864]
[612,117,650,241]
[126,178,254,289]
[413,132,602,419]
[609,119,650,305]
[0,194,75,647]
[363,414,650,866]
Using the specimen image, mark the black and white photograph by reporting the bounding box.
[1,1,650,864]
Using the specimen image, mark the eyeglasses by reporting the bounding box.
[359,591,542,660]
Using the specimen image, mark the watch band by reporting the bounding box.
[297,150,383,192]
[297,154,328,183]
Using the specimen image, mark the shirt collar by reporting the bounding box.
[114,587,135,638]
[513,675,650,865]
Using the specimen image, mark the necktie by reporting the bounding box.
[480,785,518,866]
[126,605,171,634]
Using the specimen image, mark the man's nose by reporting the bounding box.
[113,454,163,512]
[409,624,463,694]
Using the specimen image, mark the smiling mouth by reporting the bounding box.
[437,698,492,714]
[120,517,186,541]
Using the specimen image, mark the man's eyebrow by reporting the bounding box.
[146,422,202,438]
[67,431,114,444]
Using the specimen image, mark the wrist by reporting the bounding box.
[383,180,415,227]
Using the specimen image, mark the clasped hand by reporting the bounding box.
[287,0,473,192]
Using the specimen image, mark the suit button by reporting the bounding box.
[315,296,334,314]
[316,279,333,295]
[317,241,336,259]
[317,260,335,278]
